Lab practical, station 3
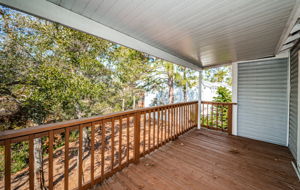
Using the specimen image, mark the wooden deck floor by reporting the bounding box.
[95,128,300,190]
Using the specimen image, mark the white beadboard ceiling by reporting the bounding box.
[48,0,296,68]
[1,0,298,69]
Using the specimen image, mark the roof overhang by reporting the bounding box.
[1,0,299,70]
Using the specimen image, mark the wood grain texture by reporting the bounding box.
[95,128,300,190]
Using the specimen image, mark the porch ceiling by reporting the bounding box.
[1,0,299,69]
[49,0,297,68]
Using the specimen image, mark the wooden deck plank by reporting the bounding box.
[96,128,300,190]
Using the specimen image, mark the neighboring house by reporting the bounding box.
[201,80,231,101]
[144,80,231,106]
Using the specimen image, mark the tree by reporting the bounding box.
[144,59,182,104]
[213,86,232,103]
[109,46,151,110]
[203,66,232,86]
[0,6,114,188]
[177,66,197,101]
[0,5,202,188]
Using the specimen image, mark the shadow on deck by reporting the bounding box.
[96,128,300,190]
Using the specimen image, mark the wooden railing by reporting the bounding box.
[0,101,198,190]
[200,101,236,135]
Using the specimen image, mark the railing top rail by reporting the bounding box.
[0,101,198,141]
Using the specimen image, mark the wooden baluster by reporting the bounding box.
[196,103,198,127]
[162,109,164,142]
[211,104,214,128]
[143,112,146,153]
[188,104,190,129]
[175,106,177,136]
[148,111,151,151]
[168,107,171,139]
[126,117,129,163]
[176,106,179,135]
[157,109,160,147]
[202,103,204,127]
[91,124,95,186]
[172,106,175,139]
[187,104,189,130]
[118,117,122,167]
[78,125,83,189]
[111,119,115,171]
[134,112,141,163]
[179,106,181,134]
[227,104,233,135]
[153,110,156,147]
[185,105,188,131]
[195,103,198,127]
[162,109,165,143]
[206,104,209,128]
[221,105,224,130]
[164,109,167,143]
[182,105,184,132]
[216,105,219,129]
[170,107,172,139]
[175,106,179,137]
[4,139,11,190]
[183,105,185,132]
[190,104,192,128]
[29,135,34,190]
[101,121,105,178]
[48,130,54,190]
[174,106,177,136]
[183,105,185,131]
[64,128,70,190]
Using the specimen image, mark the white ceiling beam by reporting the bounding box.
[0,0,201,70]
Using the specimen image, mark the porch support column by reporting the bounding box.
[197,70,202,129]
[232,63,238,135]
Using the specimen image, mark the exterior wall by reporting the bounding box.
[237,58,288,146]
[289,41,300,160]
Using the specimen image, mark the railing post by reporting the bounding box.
[227,104,233,135]
[134,111,141,164]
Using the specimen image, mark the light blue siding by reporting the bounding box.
[238,58,288,146]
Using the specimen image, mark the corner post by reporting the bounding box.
[232,62,238,135]
[227,104,233,135]
[197,70,202,129]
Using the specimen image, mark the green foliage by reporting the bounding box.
[11,142,29,173]
[0,5,199,177]
[213,86,232,103]
[203,66,232,86]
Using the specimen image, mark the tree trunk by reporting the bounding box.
[183,83,187,102]
[122,98,125,111]
[183,69,188,102]
[75,104,89,183]
[168,78,174,104]
[34,137,46,190]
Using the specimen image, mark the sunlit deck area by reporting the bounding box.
[96,128,300,190]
